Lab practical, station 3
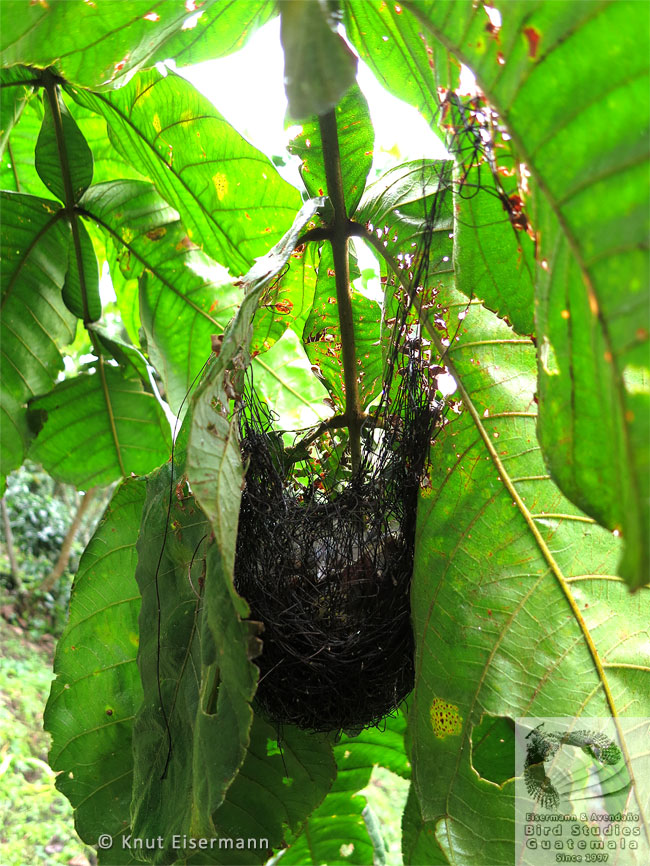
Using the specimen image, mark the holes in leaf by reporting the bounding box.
[471,715,515,785]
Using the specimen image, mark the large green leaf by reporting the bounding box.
[35,81,93,203]
[401,0,650,586]
[0,65,37,156]
[71,102,148,186]
[407,292,649,864]
[0,0,205,89]
[130,464,256,862]
[186,198,325,557]
[280,0,358,120]
[0,191,75,482]
[453,163,535,336]
[0,0,274,90]
[281,734,387,866]
[81,179,239,413]
[83,180,325,419]
[151,0,276,70]
[0,94,52,196]
[344,0,459,129]
[288,84,375,215]
[69,69,302,276]
[28,363,171,488]
[132,468,333,863]
[44,479,146,862]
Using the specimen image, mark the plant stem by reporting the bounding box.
[1,497,21,591]
[39,487,98,593]
[318,109,362,473]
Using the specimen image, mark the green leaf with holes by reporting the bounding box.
[132,461,333,863]
[357,159,453,279]
[344,0,459,131]
[0,191,75,484]
[398,0,650,586]
[69,69,302,277]
[249,238,320,357]
[401,786,448,866]
[44,478,145,859]
[28,364,171,488]
[303,245,383,412]
[406,289,648,864]
[288,84,374,215]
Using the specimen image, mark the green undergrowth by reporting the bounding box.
[0,613,409,866]
[0,617,95,866]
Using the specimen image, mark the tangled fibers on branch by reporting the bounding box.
[234,324,445,732]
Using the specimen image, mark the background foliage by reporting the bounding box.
[1,1,648,865]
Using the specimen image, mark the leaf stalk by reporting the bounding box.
[318,109,363,474]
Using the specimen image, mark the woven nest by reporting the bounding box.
[233,330,443,733]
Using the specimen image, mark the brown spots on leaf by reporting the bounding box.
[176,235,196,251]
[274,300,293,315]
[523,27,541,59]
[146,227,167,241]
[430,697,462,738]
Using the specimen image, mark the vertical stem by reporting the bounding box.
[1,497,21,591]
[318,109,362,473]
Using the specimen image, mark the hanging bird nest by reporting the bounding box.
[232,195,451,732]
[234,337,443,733]
[229,126,487,732]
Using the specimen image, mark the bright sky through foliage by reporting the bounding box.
[178,16,446,179]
